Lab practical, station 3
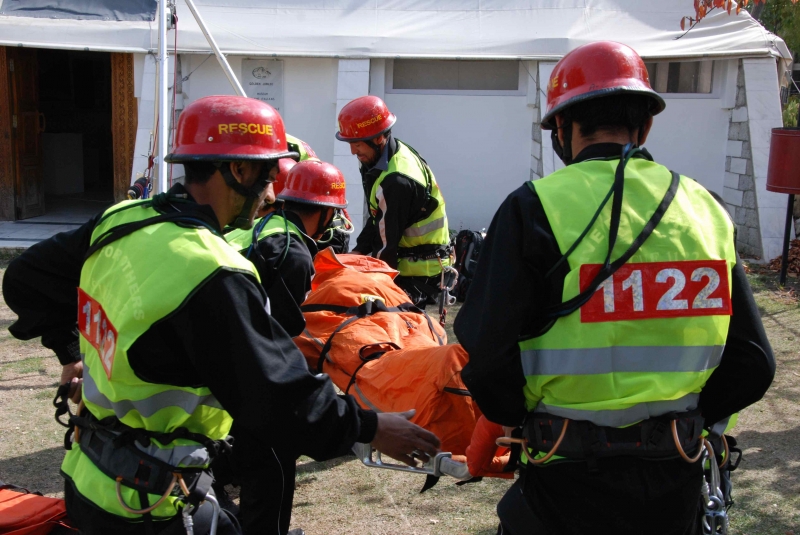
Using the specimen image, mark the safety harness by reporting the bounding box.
[53,385,228,532]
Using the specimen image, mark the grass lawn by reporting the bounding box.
[1,253,798,534]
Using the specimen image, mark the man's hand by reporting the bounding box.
[371,410,441,467]
[60,361,83,403]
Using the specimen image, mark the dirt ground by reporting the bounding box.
[0,251,798,534]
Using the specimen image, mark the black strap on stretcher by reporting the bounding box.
[301,300,444,374]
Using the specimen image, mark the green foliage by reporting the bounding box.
[747,0,800,55]
[784,95,799,126]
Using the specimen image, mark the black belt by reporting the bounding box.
[523,410,704,464]
[396,244,451,261]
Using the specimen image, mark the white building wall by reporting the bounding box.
[646,100,730,195]
[384,93,534,232]
[743,58,791,263]
[132,55,340,187]
[333,59,371,238]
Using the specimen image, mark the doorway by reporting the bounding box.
[0,47,135,223]
[38,49,115,220]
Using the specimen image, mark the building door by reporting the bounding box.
[8,47,45,219]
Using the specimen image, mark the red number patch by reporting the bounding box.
[77,288,118,378]
[580,260,732,323]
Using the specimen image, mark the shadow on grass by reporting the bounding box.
[0,382,57,392]
[0,446,65,495]
[296,453,355,476]
[733,427,800,492]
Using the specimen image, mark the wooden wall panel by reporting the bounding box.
[0,47,15,220]
[110,53,137,202]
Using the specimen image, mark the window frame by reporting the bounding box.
[384,58,528,96]
[644,59,726,100]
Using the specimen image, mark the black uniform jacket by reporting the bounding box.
[245,210,316,338]
[353,135,432,269]
[3,185,377,459]
[454,143,775,428]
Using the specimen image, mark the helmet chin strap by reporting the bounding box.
[551,121,573,165]
[313,208,335,241]
[216,161,276,230]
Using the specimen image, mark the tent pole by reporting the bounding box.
[183,0,246,97]
[156,0,170,194]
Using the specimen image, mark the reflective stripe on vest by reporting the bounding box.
[520,158,735,429]
[226,213,303,253]
[369,140,450,277]
[62,199,258,519]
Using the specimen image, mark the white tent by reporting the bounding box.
[0,0,792,260]
[0,0,790,61]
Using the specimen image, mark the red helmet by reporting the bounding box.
[335,96,397,142]
[541,41,665,130]
[272,158,298,197]
[165,95,298,162]
[278,160,347,209]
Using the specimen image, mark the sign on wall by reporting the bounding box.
[242,59,283,112]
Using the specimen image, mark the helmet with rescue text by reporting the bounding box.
[335,96,397,143]
[277,160,347,209]
[165,95,299,229]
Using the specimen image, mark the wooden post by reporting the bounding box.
[110,53,138,202]
[0,47,15,220]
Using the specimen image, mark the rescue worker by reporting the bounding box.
[221,160,350,534]
[3,95,441,535]
[336,95,451,307]
[454,42,775,534]
[226,157,314,337]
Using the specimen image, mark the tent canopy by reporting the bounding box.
[0,0,791,61]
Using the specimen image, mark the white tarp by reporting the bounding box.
[0,0,791,61]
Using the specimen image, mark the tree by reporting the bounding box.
[680,0,798,35]
[748,0,800,58]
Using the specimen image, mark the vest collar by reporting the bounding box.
[571,143,654,165]
[167,183,224,233]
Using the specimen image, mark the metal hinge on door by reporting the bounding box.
[12,115,17,128]
[8,59,13,72]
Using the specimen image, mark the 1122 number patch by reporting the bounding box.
[77,288,118,378]
[580,260,732,323]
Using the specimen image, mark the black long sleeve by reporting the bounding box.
[455,184,566,426]
[698,257,775,424]
[4,192,378,459]
[248,212,316,337]
[4,214,101,364]
[134,270,376,459]
[455,146,774,429]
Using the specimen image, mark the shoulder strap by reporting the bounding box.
[541,169,681,321]
[84,211,221,262]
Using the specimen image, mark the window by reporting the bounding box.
[387,59,523,95]
[645,61,714,94]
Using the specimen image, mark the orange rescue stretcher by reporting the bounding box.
[293,249,514,481]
